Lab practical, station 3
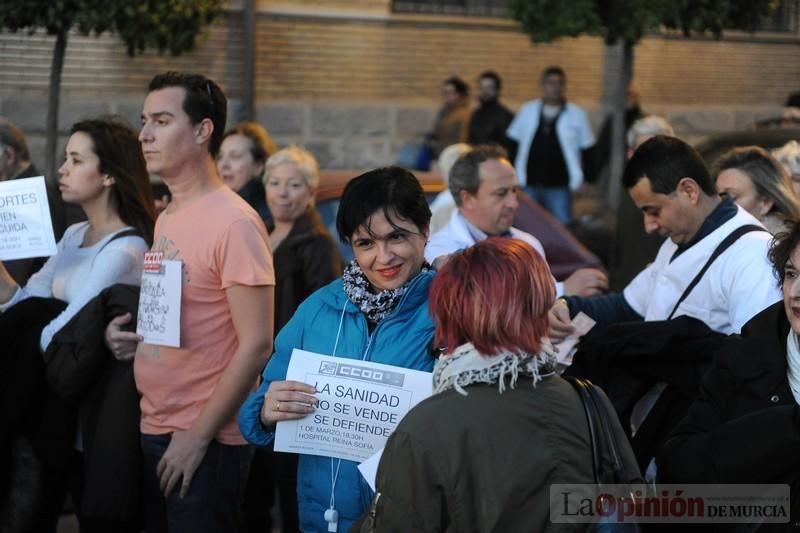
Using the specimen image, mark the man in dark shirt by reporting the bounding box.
[0,118,66,284]
[467,71,516,158]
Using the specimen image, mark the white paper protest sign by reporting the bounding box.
[275,349,432,462]
[358,449,383,492]
[136,252,181,347]
[0,176,57,261]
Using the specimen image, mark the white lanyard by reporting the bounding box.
[326,299,373,532]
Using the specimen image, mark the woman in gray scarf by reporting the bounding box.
[358,237,641,532]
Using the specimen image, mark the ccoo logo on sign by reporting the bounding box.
[318,361,405,387]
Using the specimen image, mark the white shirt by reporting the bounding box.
[425,209,564,296]
[429,190,456,234]
[506,100,595,191]
[0,222,149,351]
[623,207,781,335]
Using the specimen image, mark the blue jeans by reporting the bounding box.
[524,185,572,224]
[141,433,253,533]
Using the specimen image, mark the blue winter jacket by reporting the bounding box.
[238,270,436,533]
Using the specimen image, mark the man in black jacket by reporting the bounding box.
[467,71,516,158]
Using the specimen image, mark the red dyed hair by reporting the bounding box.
[430,237,556,356]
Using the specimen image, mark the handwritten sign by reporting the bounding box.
[275,349,432,462]
[136,255,181,347]
[0,176,57,261]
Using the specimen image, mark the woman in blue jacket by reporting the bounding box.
[239,166,435,532]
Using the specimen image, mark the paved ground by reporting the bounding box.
[56,515,78,533]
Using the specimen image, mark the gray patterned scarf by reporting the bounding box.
[342,259,431,324]
[433,341,558,395]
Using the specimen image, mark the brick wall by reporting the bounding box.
[0,2,797,169]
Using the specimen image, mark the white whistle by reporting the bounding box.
[325,508,339,533]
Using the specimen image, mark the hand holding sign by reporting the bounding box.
[260,380,318,428]
[274,350,432,463]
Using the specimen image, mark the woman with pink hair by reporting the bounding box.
[358,238,640,532]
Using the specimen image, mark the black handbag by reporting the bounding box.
[564,376,643,532]
[564,376,634,486]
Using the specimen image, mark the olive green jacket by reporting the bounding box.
[356,375,641,533]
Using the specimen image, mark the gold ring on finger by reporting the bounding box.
[276,401,281,412]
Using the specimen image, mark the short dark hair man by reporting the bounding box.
[506,66,595,224]
[0,118,66,284]
[106,72,275,532]
[551,135,779,338]
[467,70,516,157]
[550,136,781,475]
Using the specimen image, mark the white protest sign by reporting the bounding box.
[275,349,432,462]
[0,176,57,261]
[136,252,181,347]
[357,449,383,492]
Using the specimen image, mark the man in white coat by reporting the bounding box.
[549,136,782,479]
[549,135,781,338]
[506,66,595,224]
[425,144,608,297]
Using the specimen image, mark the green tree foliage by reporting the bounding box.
[0,0,223,56]
[0,0,224,181]
[508,0,778,45]
[507,0,777,207]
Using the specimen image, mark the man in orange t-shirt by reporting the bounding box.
[106,72,274,533]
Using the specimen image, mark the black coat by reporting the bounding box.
[659,302,800,530]
[0,297,66,521]
[36,283,142,521]
[0,297,66,441]
[468,99,516,158]
[272,208,343,336]
[238,178,273,232]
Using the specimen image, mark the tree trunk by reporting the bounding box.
[605,40,634,209]
[45,30,67,185]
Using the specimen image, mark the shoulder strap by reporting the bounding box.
[667,224,767,320]
[84,227,143,274]
[99,229,141,250]
[563,376,602,484]
[563,376,632,487]
[90,228,142,267]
